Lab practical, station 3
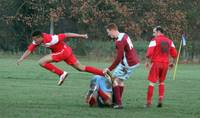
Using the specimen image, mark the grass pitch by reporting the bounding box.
[0,57,200,118]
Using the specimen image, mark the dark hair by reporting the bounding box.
[154,26,164,33]
[106,23,118,30]
[32,31,42,37]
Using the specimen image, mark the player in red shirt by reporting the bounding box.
[145,26,177,107]
[17,31,107,85]
[104,23,140,109]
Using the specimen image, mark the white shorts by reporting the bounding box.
[112,63,140,80]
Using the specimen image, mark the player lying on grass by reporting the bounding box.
[85,75,113,107]
[17,31,110,86]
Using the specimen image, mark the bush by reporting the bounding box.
[67,39,148,61]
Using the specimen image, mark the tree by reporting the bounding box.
[70,0,142,39]
[2,0,67,52]
[0,0,199,61]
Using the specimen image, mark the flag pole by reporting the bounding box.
[173,39,182,80]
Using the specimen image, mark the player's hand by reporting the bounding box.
[103,68,110,74]
[82,34,88,39]
[169,63,174,70]
[17,58,23,65]
[103,68,114,82]
[145,62,149,70]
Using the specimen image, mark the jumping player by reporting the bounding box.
[103,23,140,109]
[145,26,177,108]
[85,75,113,107]
[17,31,108,86]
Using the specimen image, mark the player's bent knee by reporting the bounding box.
[149,82,155,86]
[38,60,44,66]
[113,81,118,87]
[159,82,164,85]
[113,78,122,86]
[38,60,48,67]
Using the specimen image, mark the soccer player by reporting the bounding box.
[17,31,107,86]
[85,75,113,107]
[145,26,177,108]
[103,23,140,109]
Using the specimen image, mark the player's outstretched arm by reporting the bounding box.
[64,33,88,39]
[17,50,31,65]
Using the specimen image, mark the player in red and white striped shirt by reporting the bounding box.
[145,26,177,107]
[17,31,107,86]
[104,23,140,109]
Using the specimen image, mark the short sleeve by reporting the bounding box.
[58,34,67,42]
[27,41,37,52]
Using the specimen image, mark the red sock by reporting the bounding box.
[146,85,154,104]
[41,63,63,76]
[119,86,124,98]
[158,83,164,102]
[98,89,109,102]
[113,86,122,105]
[84,66,104,76]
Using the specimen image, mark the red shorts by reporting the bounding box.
[148,62,168,83]
[51,49,77,65]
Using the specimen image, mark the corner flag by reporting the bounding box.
[182,33,186,46]
[173,33,186,80]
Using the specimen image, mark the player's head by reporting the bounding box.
[153,26,164,37]
[31,30,43,45]
[106,23,119,38]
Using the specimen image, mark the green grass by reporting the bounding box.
[0,57,200,118]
